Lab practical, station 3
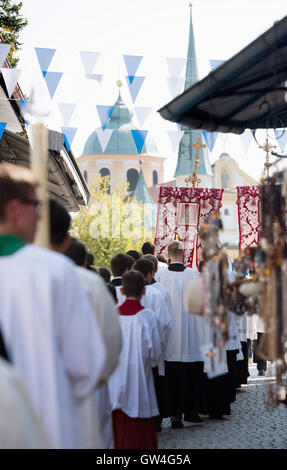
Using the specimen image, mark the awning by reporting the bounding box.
[158,15,287,134]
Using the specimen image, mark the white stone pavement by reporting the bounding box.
[158,363,287,449]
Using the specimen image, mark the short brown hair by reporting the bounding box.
[110,253,134,277]
[168,240,184,258]
[143,254,158,271]
[133,258,154,278]
[0,163,38,221]
[122,270,145,298]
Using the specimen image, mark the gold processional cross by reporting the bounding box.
[185,137,207,187]
[259,137,277,179]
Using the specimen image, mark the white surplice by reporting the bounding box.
[0,358,51,449]
[156,266,206,362]
[108,307,163,418]
[0,245,107,449]
[246,314,258,340]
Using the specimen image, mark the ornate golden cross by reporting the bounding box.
[185,137,206,187]
[206,348,215,371]
[258,137,277,178]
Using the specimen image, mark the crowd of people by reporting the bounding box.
[0,162,265,449]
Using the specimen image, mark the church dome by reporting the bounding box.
[82,92,159,156]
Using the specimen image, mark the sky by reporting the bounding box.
[15,0,287,182]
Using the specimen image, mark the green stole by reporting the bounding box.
[0,234,26,256]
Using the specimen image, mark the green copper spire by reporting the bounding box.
[132,161,155,229]
[174,5,212,178]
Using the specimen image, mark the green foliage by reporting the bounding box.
[71,175,154,269]
[0,0,28,67]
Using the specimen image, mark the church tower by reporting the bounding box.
[174,4,213,187]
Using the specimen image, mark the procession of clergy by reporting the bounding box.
[0,162,264,449]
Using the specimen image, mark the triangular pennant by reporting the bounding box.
[1,68,21,97]
[0,122,7,141]
[209,59,225,71]
[131,130,148,154]
[123,55,143,77]
[275,130,287,153]
[80,51,100,74]
[61,127,78,152]
[202,131,218,152]
[166,77,185,99]
[166,57,186,78]
[42,71,63,99]
[95,128,113,152]
[0,44,11,67]
[96,105,114,130]
[19,99,27,110]
[86,73,103,83]
[58,102,76,126]
[35,48,56,71]
[240,129,253,153]
[133,106,152,127]
[125,76,145,103]
[167,130,185,152]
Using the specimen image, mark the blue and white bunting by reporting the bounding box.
[58,103,76,127]
[240,129,253,153]
[96,105,114,130]
[0,122,7,141]
[125,76,145,103]
[0,44,11,67]
[86,73,103,83]
[61,127,78,152]
[80,51,100,74]
[35,48,56,72]
[209,59,225,71]
[202,131,219,152]
[19,99,27,110]
[133,106,152,127]
[42,71,63,99]
[166,57,186,78]
[167,77,185,99]
[131,130,148,154]
[95,128,113,152]
[1,68,21,97]
[167,130,184,152]
[275,129,287,153]
[123,55,143,77]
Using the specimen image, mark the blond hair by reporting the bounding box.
[167,240,184,258]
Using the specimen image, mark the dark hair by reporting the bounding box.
[110,253,134,277]
[142,241,156,255]
[86,252,94,268]
[157,254,168,264]
[133,258,154,278]
[122,270,145,298]
[99,267,111,283]
[126,250,141,261]
[143,254,158,271]
[49,199,71,246]
[198,260,206,273]
[65,238,86,266]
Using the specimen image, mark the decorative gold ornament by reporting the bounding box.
[185,138,206,187]
[258,137,277,178]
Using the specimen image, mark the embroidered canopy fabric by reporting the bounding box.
[154,187,223,266]
[236,186,260,252]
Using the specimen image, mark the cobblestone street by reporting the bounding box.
[158,364,287,449]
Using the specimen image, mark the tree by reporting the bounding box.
[71,175,154,268]
[0,0,28,68]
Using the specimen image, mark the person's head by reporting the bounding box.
[133,258,154,285]
[49,199,71,253]
[141,241,155,255]
[143,254,158,275]
[85,252,94,269]
[126,249,141,262]
[157,254,168,264]
[167,240,184,263]
[65,237,87,266]
[110,253,134,277]
[0,162,40,243]
[198,260,206,273]
[121,270,145,300]
[99,267,111,284]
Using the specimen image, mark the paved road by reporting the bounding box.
[158,363,287,449]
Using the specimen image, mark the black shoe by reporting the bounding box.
[184,414,204,425]
[171,416,183,429]
[209,414,225,420]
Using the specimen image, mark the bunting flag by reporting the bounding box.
[19,99,27,110]
[0,68,21,97]
[95,128,113,152]
[123,55,143,77]
[209,59,225,71]
[0,44,11,67]
[202,130,219,152]
[275,129,287,153]
[35,48,56,72]
[131,129,148,154]
[125,76,145,103]
[86,73,103,83]
[80,51,100,74]
[167,130,184,152]
[133,106,152,126]
[96,105,114,130]
[166,57,186,78]
[166,77,185,99]
[61,127,78,152]
[240,129,253,153]
[0,122,7,141]
[58,102,76,126]
[42,71,63,99]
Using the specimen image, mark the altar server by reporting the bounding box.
[108,253,134,302]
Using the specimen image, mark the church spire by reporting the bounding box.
[132,159,155,229]
[174,3,212,182]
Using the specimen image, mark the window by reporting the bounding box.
[221,170,229,189]
[153,170,158,186]
[224,208,230,216]
[127,168,139,192]
[83,169,88,183]
[99,168,111,193]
